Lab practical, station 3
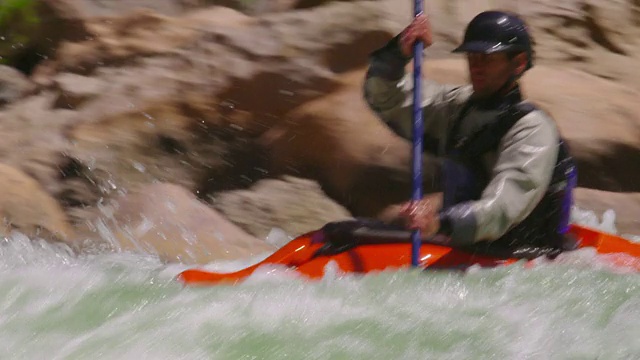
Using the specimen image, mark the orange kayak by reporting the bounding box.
[177,223,640,286]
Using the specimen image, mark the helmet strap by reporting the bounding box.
[495,75,518,97]
[496,56,525,95]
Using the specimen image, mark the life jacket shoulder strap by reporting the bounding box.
[456,101,538,157]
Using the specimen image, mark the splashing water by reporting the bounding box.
[0,206,638,359]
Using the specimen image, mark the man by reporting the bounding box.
[363,10,578,258]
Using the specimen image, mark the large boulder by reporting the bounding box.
[213,176,353,239]
[78,182,275,264]
[574,188,640,237]
[0,0,638,258]
[0,163,73,241]
[180,0,298,14]
[0,94,86,207]
[261,69,442,217]
[519,0,640,91]
[0,0,92,74]
[257,58,640,220]
[0,65,36,106]
[380,0,640,92]
[18,2,400,215]
[178,0,380,15]
[0,2,404,258]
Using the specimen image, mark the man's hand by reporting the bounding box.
[399,14,433,58]
[398,194,441,238]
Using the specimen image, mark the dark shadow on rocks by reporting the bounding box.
[572,140,640,193]
[215,71,340,122]
[322,30,393,73]
[1,0,91,75]
[295,0,375,10]
[194,136,273,197]
[264,157,442,220]
[54,155,102,209]
[329,159,442,218]
[10,48,47,76]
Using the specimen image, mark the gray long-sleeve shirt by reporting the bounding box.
[363,39,561,245]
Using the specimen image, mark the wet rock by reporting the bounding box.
[393,0,640,91]
[52,72,105,109]
[61,0,187,17]
[79,182,275,264]
[574,188,640,236]
[180,0,298,14]
[0,0,637,258]
[213,176,353,239]
[0,163,74,242]
[0,65,36,106]
[0,0,92,74]
[262,69,442,218]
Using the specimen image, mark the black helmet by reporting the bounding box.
[452,11,534,70]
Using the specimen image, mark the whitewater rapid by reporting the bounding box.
[0,206,638,360]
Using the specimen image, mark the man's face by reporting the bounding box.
[466,52,526,98]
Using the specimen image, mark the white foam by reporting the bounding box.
[0,205,636,359]
[265,227,294,248]
[571,205,639,242]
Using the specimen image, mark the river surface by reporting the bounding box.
[0,207,638,360]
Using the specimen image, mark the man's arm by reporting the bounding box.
[438,111,560,244]
[363,35,471,147]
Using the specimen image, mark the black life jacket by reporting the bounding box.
[437,89,578,259]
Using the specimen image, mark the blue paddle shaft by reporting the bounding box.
[411,2,424,267]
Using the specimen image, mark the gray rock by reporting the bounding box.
[213,176,353,239]
[0,65,36,106]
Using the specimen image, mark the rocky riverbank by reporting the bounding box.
[0,0,638,264]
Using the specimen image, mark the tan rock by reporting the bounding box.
[184,0,299,14]
[574,188,640,236]
[36,1,400,208]
[213,175,353,239]
[0,66,36,106]
[376,0,640,91]
[262,69,442,217]
[0,0,91,72]
[0,163,73,241]
[52,73,106,109]
[263,58,640,217]
[0,0,637,257]
[67,96,227,196]
[81,182,275,264]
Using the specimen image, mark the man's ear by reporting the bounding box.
[512,52,528,77]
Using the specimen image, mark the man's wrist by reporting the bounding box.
[368,34,412,81]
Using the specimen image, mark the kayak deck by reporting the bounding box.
[178,224,640,286]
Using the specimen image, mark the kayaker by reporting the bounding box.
[363,10,578,258]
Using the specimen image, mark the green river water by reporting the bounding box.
[0,207,638,359]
